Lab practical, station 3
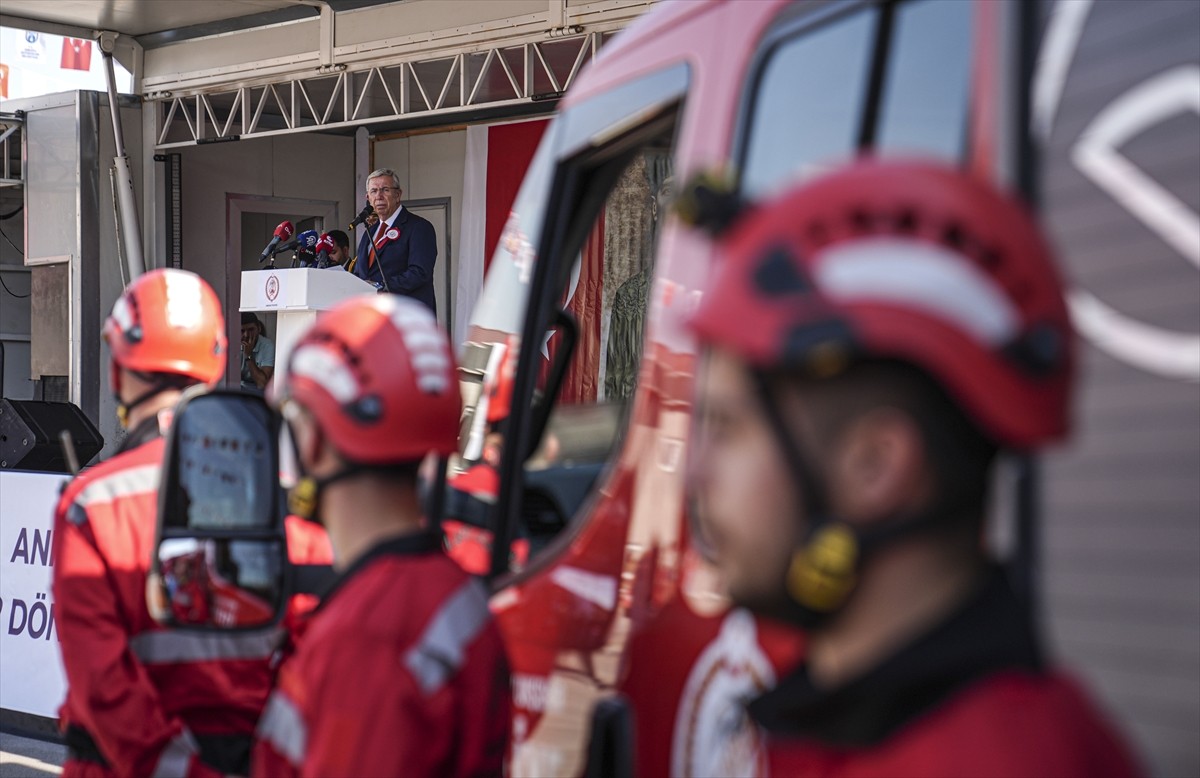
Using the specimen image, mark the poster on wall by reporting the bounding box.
[0,471,70,719]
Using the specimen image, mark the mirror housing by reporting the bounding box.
[147,387,289,630]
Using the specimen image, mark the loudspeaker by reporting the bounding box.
[0,399,104,473]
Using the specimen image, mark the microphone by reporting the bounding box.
[314,233,336,268]
[291,230,320,268]
[270,229,319,257]
[295,230,319,252]
[259,221,295,263]
[348,203,374,230]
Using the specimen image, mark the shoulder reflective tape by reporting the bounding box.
[256,691,307,767]
[404,580,492,695]
[74,464,160,508]
[151,729,198,778]
[130,628,280,664]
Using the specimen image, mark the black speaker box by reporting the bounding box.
[0,399,104,472]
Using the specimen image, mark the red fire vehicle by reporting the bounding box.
[454,0,1198,775]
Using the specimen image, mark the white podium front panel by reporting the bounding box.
[240,268,375,312]
[239,268,377,414]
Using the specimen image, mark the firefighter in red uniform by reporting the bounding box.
[52,268,332,778]
[685,159,1142,777]
[444,341,529,574]
[252,295,511,777]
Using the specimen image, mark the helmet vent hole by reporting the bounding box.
[980,247,1003,270]
[850,210,872,232]
[942,223,966,249]
[895,210,918,233]
[754,247,810,296]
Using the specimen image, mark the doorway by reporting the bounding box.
[226,194,339,386]
[405,196,453,341]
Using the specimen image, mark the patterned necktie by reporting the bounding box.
[369,220,387,268]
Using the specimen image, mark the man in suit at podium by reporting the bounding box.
[354,168,438,314]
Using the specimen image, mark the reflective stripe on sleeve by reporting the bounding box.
[74,464,160,508]
[130,628,280,664]
[404,580,492,695]
[256,691,307,767]
[151,729,199,778]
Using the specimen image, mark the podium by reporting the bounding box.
[240,268,375,387]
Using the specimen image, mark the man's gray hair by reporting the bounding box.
[366,168,401,191]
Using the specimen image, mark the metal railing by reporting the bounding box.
[0,113,22,188]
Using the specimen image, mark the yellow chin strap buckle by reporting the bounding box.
[787,523,859,612]
[288,477,319,520]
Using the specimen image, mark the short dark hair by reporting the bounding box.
[779,359,999,525]
[241,312,262,327]
[328,229,350,250]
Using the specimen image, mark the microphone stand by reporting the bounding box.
[363,228,392,293]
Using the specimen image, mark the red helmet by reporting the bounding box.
[689,159,1075,449]
[278,296,461,464]
[103,268,226,385]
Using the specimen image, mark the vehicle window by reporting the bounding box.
[448,69,687,577]
[740,0,974,199]
[519,136,675,563]
[741,8,875,198]
[876,0,972,159]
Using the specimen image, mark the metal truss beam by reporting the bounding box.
[153,30,610,149]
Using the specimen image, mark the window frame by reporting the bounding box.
[486,65,692,582]
[734,0,978,200]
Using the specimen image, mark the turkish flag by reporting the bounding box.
[461,118,602,404]
[60,38,93,71]
[455,118,550,341]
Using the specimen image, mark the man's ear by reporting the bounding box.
[829,407,930,526]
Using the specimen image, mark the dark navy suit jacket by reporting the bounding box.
[354,207,438,314]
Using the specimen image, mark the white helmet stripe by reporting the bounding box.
[163,270,205,329]
[290,344,359,403]
[815,238,1020,346]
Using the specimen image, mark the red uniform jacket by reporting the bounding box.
[52,420,333,778]
[253,531,512,777]
[748,569,1142,778]
[443,464,529,575]
[761,671,1140,778]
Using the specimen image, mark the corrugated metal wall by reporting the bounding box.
[1038,2,1200,776]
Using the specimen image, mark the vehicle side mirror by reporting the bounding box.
[147,388,287,630]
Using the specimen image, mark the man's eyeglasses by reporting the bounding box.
[367,186,399,196]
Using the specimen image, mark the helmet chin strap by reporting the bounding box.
[288,467,359,523]
[285,420,387,523]
[749,372,968,629]
[114,369,191,429]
